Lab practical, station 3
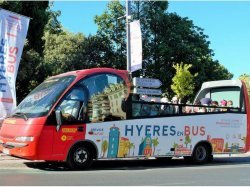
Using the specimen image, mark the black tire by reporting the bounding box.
[67,144,93,170]
[192,144,210,164]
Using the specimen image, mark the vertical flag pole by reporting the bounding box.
[126,0,131,73]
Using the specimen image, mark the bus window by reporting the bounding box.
[80,74,127,123]
[211,87,241,108]
[57,87,87,124]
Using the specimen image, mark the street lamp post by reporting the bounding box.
[126,0,131,73]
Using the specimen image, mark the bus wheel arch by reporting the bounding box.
[192,141,213,164]
[66,140,98,170]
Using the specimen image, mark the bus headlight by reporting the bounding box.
[15,136,34,142]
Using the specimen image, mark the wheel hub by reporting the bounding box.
[196,146,206,161]
[74,149,87,164]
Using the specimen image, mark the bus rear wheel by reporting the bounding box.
[67,144,93,170]
[192,144,210,164]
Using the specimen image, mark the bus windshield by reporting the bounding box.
[13,75,76,118]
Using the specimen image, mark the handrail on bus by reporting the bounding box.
[127,99,242,119]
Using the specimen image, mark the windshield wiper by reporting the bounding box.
[11,112,28,121]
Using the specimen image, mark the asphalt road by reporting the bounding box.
[1,156,250,186]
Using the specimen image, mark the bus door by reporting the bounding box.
[52,86,88,157]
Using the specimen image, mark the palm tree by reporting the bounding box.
[184,135,191,148]
[101,140,108,158]
[173,142,179,154]
[128,142,134,156]
[152,138,159,155]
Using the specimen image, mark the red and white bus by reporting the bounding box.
[0,68,249,169]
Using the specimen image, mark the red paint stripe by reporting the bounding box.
[242,81,250,152]
[7,33,16,37]
[9,15,21,21]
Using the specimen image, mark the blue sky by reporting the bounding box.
[52,1,250,79]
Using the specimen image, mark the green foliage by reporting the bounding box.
[0,1,55,102]
[239,74,250,83]
[152,137,159,155]
[101,140,108,157]
[0,1,233,104]
[184,135,191,148]
[45,9,63,34]
[81,35,117,68]
[239,74,250,100]
[94,1,126,69]
[43,31,85,75]
[0,1,50,54]
[128,142,134,156]
[94,1,233,100]
[171,63,196,101]
[15,48,44,103]
[173,142,178,149]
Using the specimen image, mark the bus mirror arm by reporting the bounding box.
[55,110,62,132]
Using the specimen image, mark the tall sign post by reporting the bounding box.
[0,9,30,123]
[126,0,142,74]
[130,20,142,72]
[126,0,131,73]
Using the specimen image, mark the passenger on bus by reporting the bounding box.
[227,100,233,107]
[160,97,171,115]
[210,101,219,112]
[227,100,238,112]
[220,99,228,111]
[185,101,193,113]
[171,96,179,114]
[200,98,212,112]
[150,98,160,116]
[192,101,201,113]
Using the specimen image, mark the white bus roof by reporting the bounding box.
[201,80,242,89]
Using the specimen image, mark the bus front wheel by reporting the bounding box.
[192,144,211,164]
[67,144,93,170]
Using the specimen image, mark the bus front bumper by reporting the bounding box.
[0,139,36,160]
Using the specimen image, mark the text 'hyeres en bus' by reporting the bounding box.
[125,125,206,137]
[0,38,19,93]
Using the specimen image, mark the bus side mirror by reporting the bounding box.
[55,110,62,132]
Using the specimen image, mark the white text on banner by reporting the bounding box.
[0,9,30,120]
[130,20,142,72]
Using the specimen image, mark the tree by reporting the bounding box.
[81,35,116,69]
[43,31,85,75]
[239,74,250,87]
[152,137,159,155]
[94,1,233,100]
[171,63,197,102]
[44,4,63,35]
[128,142,134,156]
[239,74,250,81]
[101,140,108,157]
[15,48,44,102]
[239,74,250,97]
[173,142,179,154]
[184,135,191,148]
[94,1,126,69]
[1,1,234,103]
[0,1,61,102]
[0,1,50,54]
